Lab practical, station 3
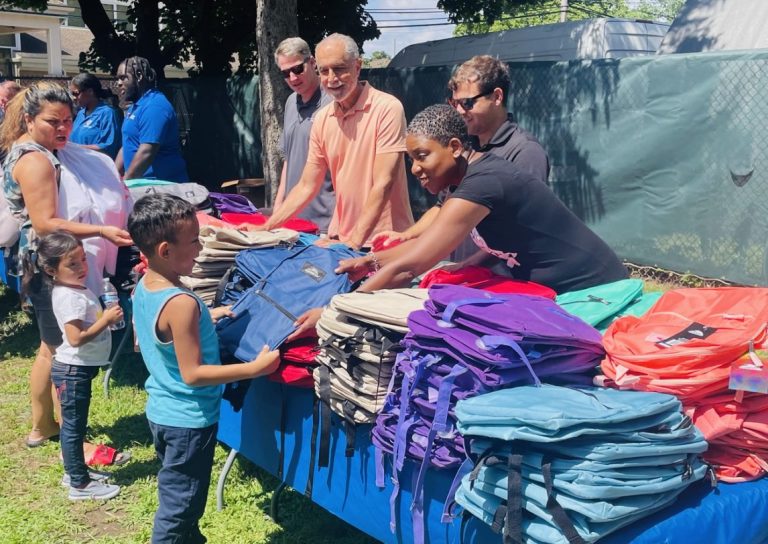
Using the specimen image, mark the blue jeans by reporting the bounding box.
[149,421,218,544]
[51,361,100,487]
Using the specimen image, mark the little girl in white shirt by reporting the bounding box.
[36,231,124,500]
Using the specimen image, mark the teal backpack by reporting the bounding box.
[556,279,663,333]
[453,386,709,544]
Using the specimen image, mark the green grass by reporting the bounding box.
[0,284,377,544]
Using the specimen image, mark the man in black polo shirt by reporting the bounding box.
[371,56,551,254]
[448,55,549,183]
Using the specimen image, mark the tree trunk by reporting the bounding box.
[78,0,132,71]
[255,0,297,205]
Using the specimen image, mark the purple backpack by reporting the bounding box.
[372,285,605,544]
[207,192,259,216]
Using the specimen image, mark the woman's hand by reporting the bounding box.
[209,305,234,324]
[286,307,323,342]
[335,255,375,282]
[100,226,133,246]
[371,230,410,249]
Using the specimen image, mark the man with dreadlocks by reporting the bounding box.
[115,56,189,182]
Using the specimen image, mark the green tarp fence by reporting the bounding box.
[163,50,768,285]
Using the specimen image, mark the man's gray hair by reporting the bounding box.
[274,37,311,64]
[317,33,360,60]
[407,104,471,149]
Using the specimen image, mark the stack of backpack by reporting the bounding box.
[555,279,663,334]
[180,221,299,305]
[371,285,606,541]
[308,289,429,486]
[600,287,768,481]
[216,243,360,410]
[453,385,709,544]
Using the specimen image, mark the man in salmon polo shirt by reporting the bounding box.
[260,33,414,249]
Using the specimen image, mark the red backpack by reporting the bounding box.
[601,287,768,402]
[220,212,320,235]
[418,265,556,299]
[268,336,319,388]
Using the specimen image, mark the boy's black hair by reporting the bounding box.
[127,194,196,256]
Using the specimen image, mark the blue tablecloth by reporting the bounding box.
[218,378,768,544]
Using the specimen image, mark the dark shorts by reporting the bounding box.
[26,274,62,347]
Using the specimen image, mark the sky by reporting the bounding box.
[362,0,455,58]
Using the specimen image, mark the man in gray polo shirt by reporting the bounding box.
[274,37,335,233]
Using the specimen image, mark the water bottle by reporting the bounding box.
[100,278,125,331]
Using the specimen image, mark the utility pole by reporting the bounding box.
[560,0,568,22]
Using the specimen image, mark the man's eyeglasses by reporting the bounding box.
[280,61,306,79]
[70,90,81,97]
[447,90,493,111]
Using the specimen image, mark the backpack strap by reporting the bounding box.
[305,394,321,498]
[342,399,357,457]
[317,364,333,468]
[442,456,474,523]
[213,264,238,307]
[541,456,585,544]
[411,363,468,544]
[277,384,287,480]
[503,452,524,544]
[437,296,508,327]
[478,335,541,385]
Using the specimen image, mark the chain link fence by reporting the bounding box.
[17,51,768,285]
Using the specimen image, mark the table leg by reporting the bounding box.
[217,447,240,512]
[270,482,286,521]
[103,321,133,398]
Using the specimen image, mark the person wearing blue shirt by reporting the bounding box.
[115,56,189,182]
[69,73,122,159]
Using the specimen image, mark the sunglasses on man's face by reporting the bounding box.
[447,90,493,111]
[280,61,306,79]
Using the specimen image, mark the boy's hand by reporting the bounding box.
[249,345,280,377]
[210,305,234,324]
[104,305,124,326]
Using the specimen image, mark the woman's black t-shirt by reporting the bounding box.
[447,153,627,293]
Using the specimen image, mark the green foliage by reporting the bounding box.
[0,0,46,9]
[453,0,684,36]
[1,0,379,76]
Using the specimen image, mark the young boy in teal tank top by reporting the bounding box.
[128,193,279,544]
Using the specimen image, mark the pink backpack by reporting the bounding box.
[687,392,768,482]
[601,287,768,402]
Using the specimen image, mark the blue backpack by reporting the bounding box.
[216,244,360,410]
[217,244,360,359]
[453,385,709,544]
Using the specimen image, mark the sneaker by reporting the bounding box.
[68,480,121,501]
[60,470,112,487]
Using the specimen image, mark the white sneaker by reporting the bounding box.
[68,480,120,501]
[61,470,111,487]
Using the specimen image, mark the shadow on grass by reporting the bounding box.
[227,455,378,544]
[91,412,154,451]
[0,284,39,360]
